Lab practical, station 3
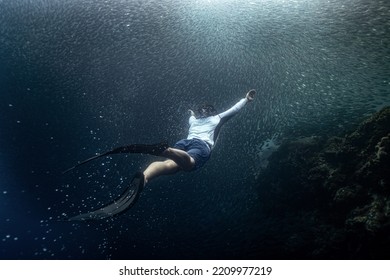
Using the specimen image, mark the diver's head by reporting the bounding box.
[197,104,217,118]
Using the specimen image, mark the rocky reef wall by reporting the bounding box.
[256,107,390,259]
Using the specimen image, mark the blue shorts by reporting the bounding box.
[173,138,211,170]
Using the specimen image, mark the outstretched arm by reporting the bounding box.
[188,109,196,124]
[211,89,255,146]
[218,89,255,119]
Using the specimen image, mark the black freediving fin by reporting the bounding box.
[67,172,145,221]
[62,152,111,174]
[62,142,169,174]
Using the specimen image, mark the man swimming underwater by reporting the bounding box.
[67,89,255,221]
[142,89,255,185]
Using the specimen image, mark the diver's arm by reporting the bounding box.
[211,90,255,145]
[218,89,255,119]
[188,109,196,124]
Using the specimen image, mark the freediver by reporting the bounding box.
[140,89,256,186]
[66,89,255,220]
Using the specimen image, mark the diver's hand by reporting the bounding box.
[246,89,255,102]
[188,109,195,116]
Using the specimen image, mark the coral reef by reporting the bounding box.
[256,107,390,259]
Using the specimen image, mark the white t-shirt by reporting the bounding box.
[187,98,248,147]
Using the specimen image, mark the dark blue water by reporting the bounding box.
[1,0,389,259]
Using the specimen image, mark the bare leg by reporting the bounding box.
[161,147,195,171]
[143,159,180,184]
[143,148,195,185]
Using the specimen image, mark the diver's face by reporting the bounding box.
[198,108,210,118]
[197,105,215,118]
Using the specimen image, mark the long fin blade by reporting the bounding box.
[67,173,144,221]
[62,152,109,174]
[62,142,168,174]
